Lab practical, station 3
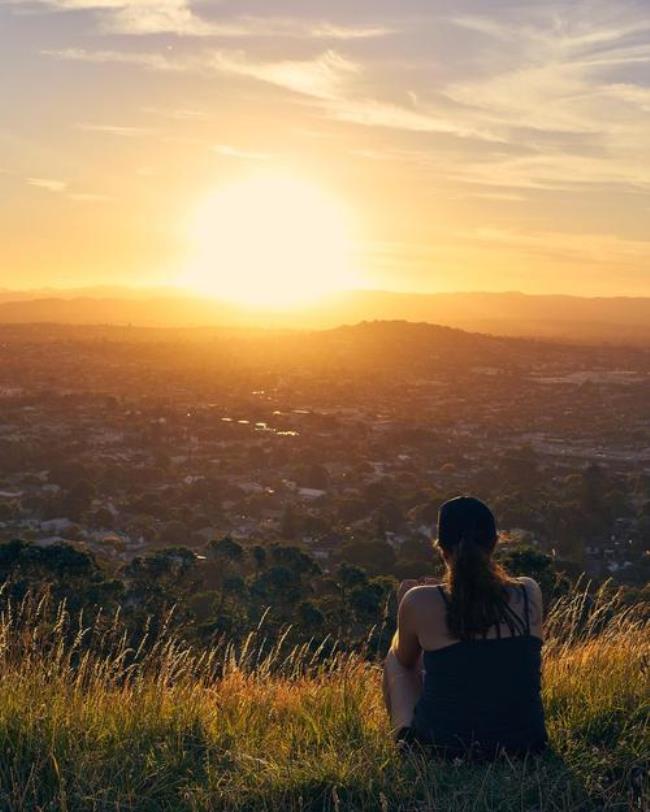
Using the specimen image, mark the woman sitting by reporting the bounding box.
[383,495,548,759]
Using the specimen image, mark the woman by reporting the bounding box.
[383,495,547,759]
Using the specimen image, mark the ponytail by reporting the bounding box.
[437,496,526,641]
[445,540,521,640]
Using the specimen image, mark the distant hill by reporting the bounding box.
[2,288,650,344]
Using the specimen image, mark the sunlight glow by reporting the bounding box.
[182,172,358,308]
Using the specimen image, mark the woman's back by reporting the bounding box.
[409,580,547,758]
[384,498,549,759]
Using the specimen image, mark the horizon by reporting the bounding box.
[5,284,650,303]
[5,283,650,346]
[3,0,650,302]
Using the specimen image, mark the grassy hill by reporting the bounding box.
[0,584,647,811]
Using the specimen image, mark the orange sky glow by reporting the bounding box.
[2,1,649,304]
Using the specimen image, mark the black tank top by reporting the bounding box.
[412,583,547,758]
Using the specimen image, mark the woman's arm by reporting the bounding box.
[518,576,544,640]
[390,587,422,669]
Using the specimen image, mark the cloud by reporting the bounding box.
[7,0,197,33]
[42,47,180,71]
[41,2,650,166]
[208,49,359,100]
[26,177,109,201]
[27,177,67,192]
[439,3,650,190]
[45,47,358,101]
[44,46,360,98]
[12,0,394,39]
[325,97,501,140]
[77,122,154,136]
[45,46,499,141]
[444,151,650,192]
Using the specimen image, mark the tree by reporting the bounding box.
[365,479,389,507]
[337,498,367,523]
[0,501,16,522]
[251,545,267,573]
[280,505,297,539]
[207,536,244,565]
[377,501,404,532]
[337,538,397,577]
[60,479,96,521]
[298,600,325,632]
[249,565,305,621]
[270,544,320,577]
[48,461,89,490]
[329,563,364,637]
[349,580,388,624]
[303,464,329,490]
[496,544,567,606]
[499,446,540,489]
[413,501,440,528]
[581,463,607,514]
[395,537,438,580]
[205,537,245,609]
[91,507,114,530]
[158,520,189,547]
[0,539,117,610]
[122,547,199,621]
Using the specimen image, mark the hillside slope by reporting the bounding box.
[0,585,646,811]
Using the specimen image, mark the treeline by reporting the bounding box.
[3,533,643,663]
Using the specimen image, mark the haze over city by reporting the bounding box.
[3,0,650,303]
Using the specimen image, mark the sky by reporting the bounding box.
[1,0,650,299]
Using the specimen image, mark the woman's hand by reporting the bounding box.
[396,577,438,606]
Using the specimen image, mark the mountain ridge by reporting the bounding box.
[2,288,650,343]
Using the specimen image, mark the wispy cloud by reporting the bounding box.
[11,0,395,39]
[208,49,359,100]
[444,151,650,192]
[32,4,650,194]
[16,0,214,37]
[42,47,180,71]
[440,3,650,189]
[324,97,501,140]
[45,47,500,141]
[26,176,109,201]
[27,177,67,192]
[77,122,154,136]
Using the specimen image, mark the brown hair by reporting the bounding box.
[437,496,525,641]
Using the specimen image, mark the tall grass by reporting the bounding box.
[0,582,646,811]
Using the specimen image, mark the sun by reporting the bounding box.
[181,171,359,308]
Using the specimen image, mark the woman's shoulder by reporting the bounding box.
[400,582,447,616]
[514,576,543,604]
[512,576,544,633]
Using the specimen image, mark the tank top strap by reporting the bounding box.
[520,582,531,635]
[437,584,450,608]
